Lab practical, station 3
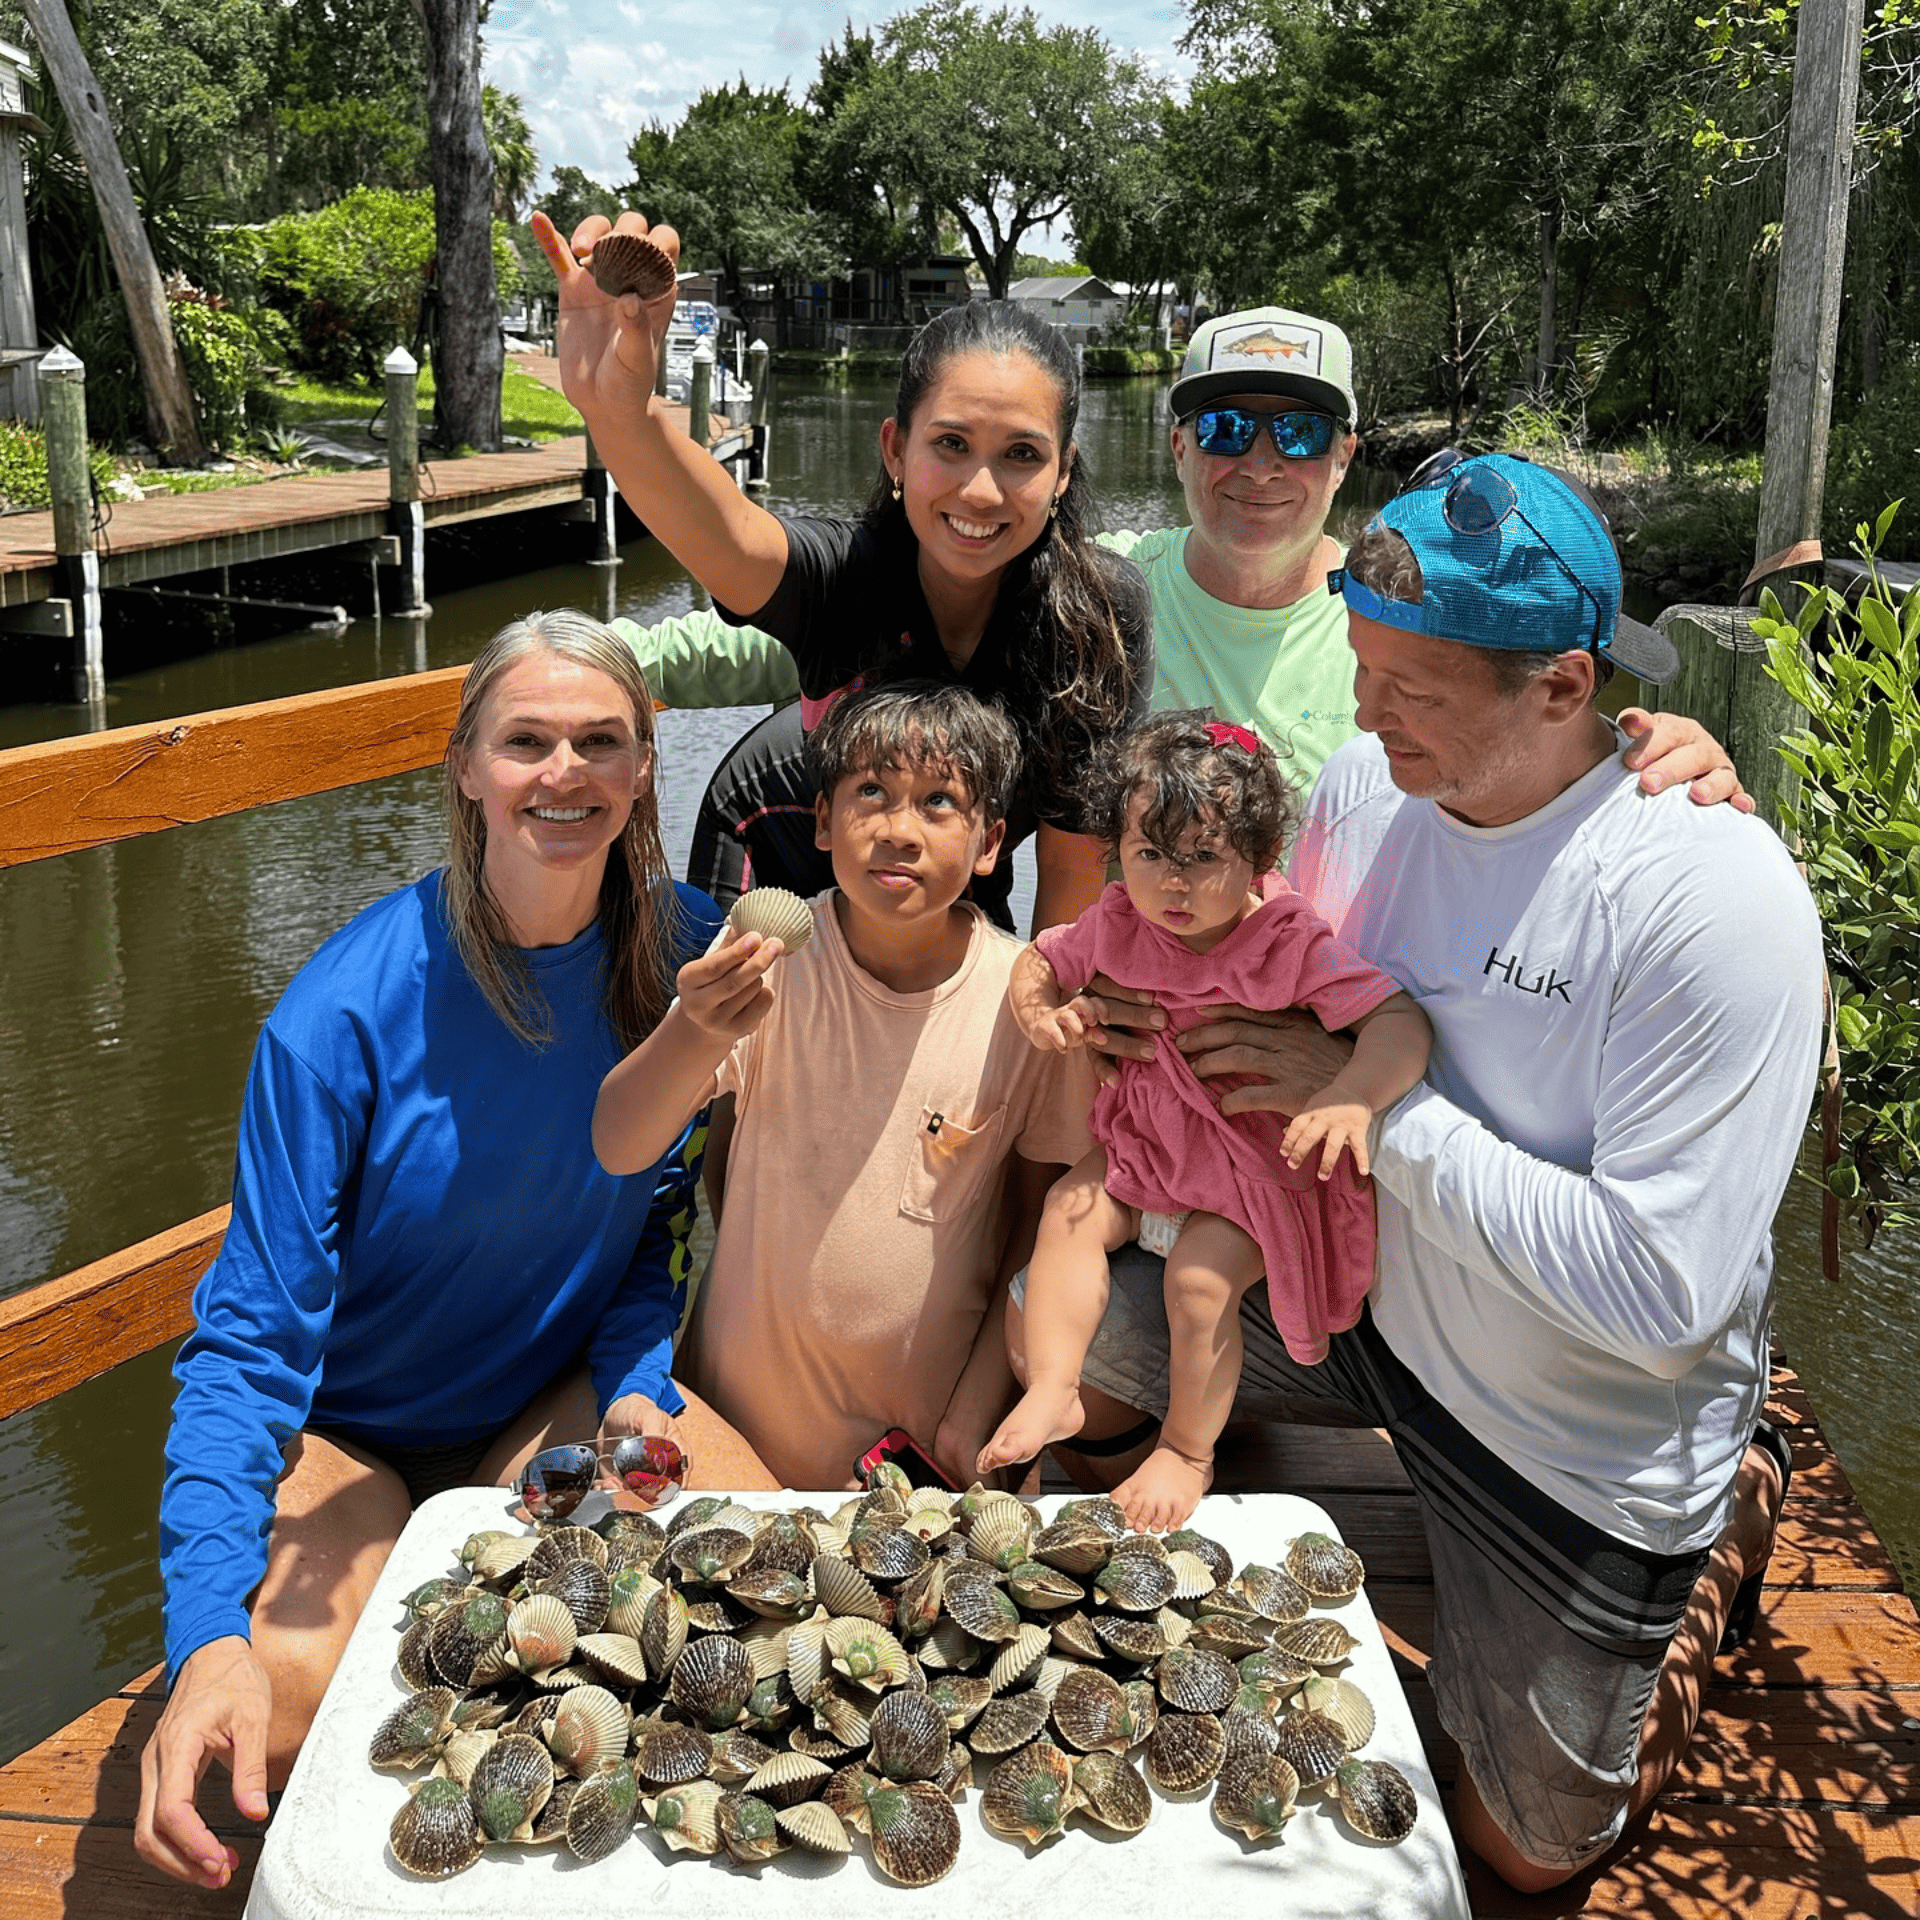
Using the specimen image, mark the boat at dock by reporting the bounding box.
[0,664,1914,1916]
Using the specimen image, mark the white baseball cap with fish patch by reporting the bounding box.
[1170,306,1358,427]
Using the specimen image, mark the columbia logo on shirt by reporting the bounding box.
[1484,947,1574,1003]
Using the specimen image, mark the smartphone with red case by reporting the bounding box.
[856,1427,957,1491]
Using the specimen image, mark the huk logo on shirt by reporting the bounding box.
[1484,947,1574,1003]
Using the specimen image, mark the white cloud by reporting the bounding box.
[484,0,1193,192]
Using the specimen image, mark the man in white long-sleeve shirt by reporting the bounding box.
[1053,453,1823,1890]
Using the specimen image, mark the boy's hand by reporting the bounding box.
[1281,1091,1375,1179]
[675,927,783,1045]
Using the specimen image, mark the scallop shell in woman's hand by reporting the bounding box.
[728,888,815,954]
[588,231,677,301]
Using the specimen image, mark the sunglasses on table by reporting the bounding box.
[1187,407,1344,460]
[515,1434,688,1523]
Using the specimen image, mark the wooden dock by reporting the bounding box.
[1,1353,1911,1918]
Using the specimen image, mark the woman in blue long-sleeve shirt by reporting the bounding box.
[134,610,776,1891]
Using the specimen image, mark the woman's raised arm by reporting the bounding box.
[530,210,791,618]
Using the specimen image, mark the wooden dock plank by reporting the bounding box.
[0,1823,259,1917]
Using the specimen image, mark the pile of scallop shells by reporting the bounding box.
[372,1481,1417,1883]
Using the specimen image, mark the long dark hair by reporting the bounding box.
[864,300,1136,800]
[444,610,682,1053]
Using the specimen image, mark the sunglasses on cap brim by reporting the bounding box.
[1187,407,1343,460]
[515,1434,689,1523]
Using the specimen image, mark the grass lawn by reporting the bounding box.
[273,363,580,442]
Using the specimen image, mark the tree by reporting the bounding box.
[20,0,206,460]
[418,0,500,449]
[627,80,841,298]
[483,85,537,221]
[825,1,1158,299]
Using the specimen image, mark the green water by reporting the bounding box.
[0,373,1910,1767]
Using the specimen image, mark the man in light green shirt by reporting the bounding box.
[617,305,1364,788]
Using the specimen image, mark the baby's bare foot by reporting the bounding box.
[976,1383,1085,1476]
[1114,1444,1213,1533]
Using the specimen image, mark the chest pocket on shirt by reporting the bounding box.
[900,1104,1008,1223]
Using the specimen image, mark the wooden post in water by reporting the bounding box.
[39,345,103,714]
[582,428,619,567]
[688,339,713,452]
[384,345,429,619]
[746,338,771,491]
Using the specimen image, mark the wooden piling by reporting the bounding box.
[582,428,620,566]
[384,345,428,618]
[688,341,713,452]
[746,338,771,491]
[38,344,102,712]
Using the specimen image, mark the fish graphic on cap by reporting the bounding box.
[1222,327,1312,361]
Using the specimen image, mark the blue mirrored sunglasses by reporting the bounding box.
[1190,407,1340,460]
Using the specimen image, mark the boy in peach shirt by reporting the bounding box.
[593,681,1093,1490]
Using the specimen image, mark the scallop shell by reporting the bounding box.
[640,1584,688,1679]
[785,1615,829,1699]
[1156,1604,1194,1650]
[967,1687,1052,1755]
[812,1679,875,1749]
[1092,1613,1169,1664]
[1237,1646,1317,1698]
[595,1505,667,1562]
[588,230,678,302]
[526,1525,609,1581]
[503,1591,579,1676]
[396,1615,438,1689]
[927,1673,993,1730]
[1008,1560,1084,1611]
[777,1798,853,1853]
[604,1564,659,1639]
[1058,1495,1129,1537]
[709,1728,777,1784]
[643,1777,723,1855]
[1094,1552,1178,1613]
[1049,1665,1134,1755]
[1187,1612,1274,1660]
[869,1689,950,1781]
[670,1632,757,1729]
[468,1732,555,1843]
[1165,1550,1219,1601]
[1286,1530,1367,1603]
[965,1502,1036,1573]
[1270,1616,1361,1670]
[406,1574,476,1619]
[668,1524,755,1587]
[1030,1514,1113,1576]
[528,1773,579,1845]
[1271,1706,1350,1788]
[574,1630,651,1687]
[633,1718,715,1786]
[987,1621,1049,1694]
[825,1614,912,1690]
[680,1587,752,1634]
[933,1740,972,1800]
[535,1555,612,1637]
[866,1778,962,1886]
[916,1617,981,1671]
[1121,1679,1160,1747]
[389,1775,485,1877]
[1155,1645,1238,1714]
[544,1683,630,1778]
[432,1727,497,1787]
[1144,1710,1227,1793]
[853,1524,931,1584]
[1219,1703,1284,1775]
[727,886,816,954]
[741,1509,816,1577]
[934,1578,1013,1651]
[667,1494,729,1539]
[1048,1610,1104,1662]
[1164,1527,1234,1587]
[1298,1674,1375,1751]
[1334,1757,1418,1842]
[982,1741,1078,1846]
[812,1554,889,1622]
[743,1671,797,1736]
[717,1790,787,1864]
[428,1591,511,1687]
[821,1760,881,1830]
[894,1558,947,1639]
[370,1686,456,1770]
[1214,1754,1301,1841]
[469,1533,539,1584]
[1230,1563,1312,1624]
[563,1759,638,1863]
[745,1748,832,1807]
[449,1684,518,1733]
[1071,1750,1153,1833]
[729,1568,811,1620]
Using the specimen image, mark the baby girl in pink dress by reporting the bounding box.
[977,711,1431,1530]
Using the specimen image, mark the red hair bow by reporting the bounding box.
[1203,720,1260,754]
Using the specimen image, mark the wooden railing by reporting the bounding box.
[0,667,471,1420]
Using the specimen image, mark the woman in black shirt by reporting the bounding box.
[535,210,1151,931]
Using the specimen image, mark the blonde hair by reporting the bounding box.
[442,609,681,1051]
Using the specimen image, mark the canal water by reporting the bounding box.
[0,373,1912,1765]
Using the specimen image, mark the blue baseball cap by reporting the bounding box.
[1336,452,1678,685]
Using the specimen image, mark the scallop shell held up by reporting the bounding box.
[728,886,816,954]
[588,230,678,302]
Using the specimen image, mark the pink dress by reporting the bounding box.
[1036,877,1405,1363]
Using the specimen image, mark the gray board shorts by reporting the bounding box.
[1016,1245,1714,1873]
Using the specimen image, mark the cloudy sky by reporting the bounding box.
[482,0,1194,196]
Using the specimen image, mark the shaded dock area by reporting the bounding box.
[1,1354,1912,1917]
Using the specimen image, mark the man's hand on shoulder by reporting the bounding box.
[1618,709,1754,812]
[135,1635,273,1888]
